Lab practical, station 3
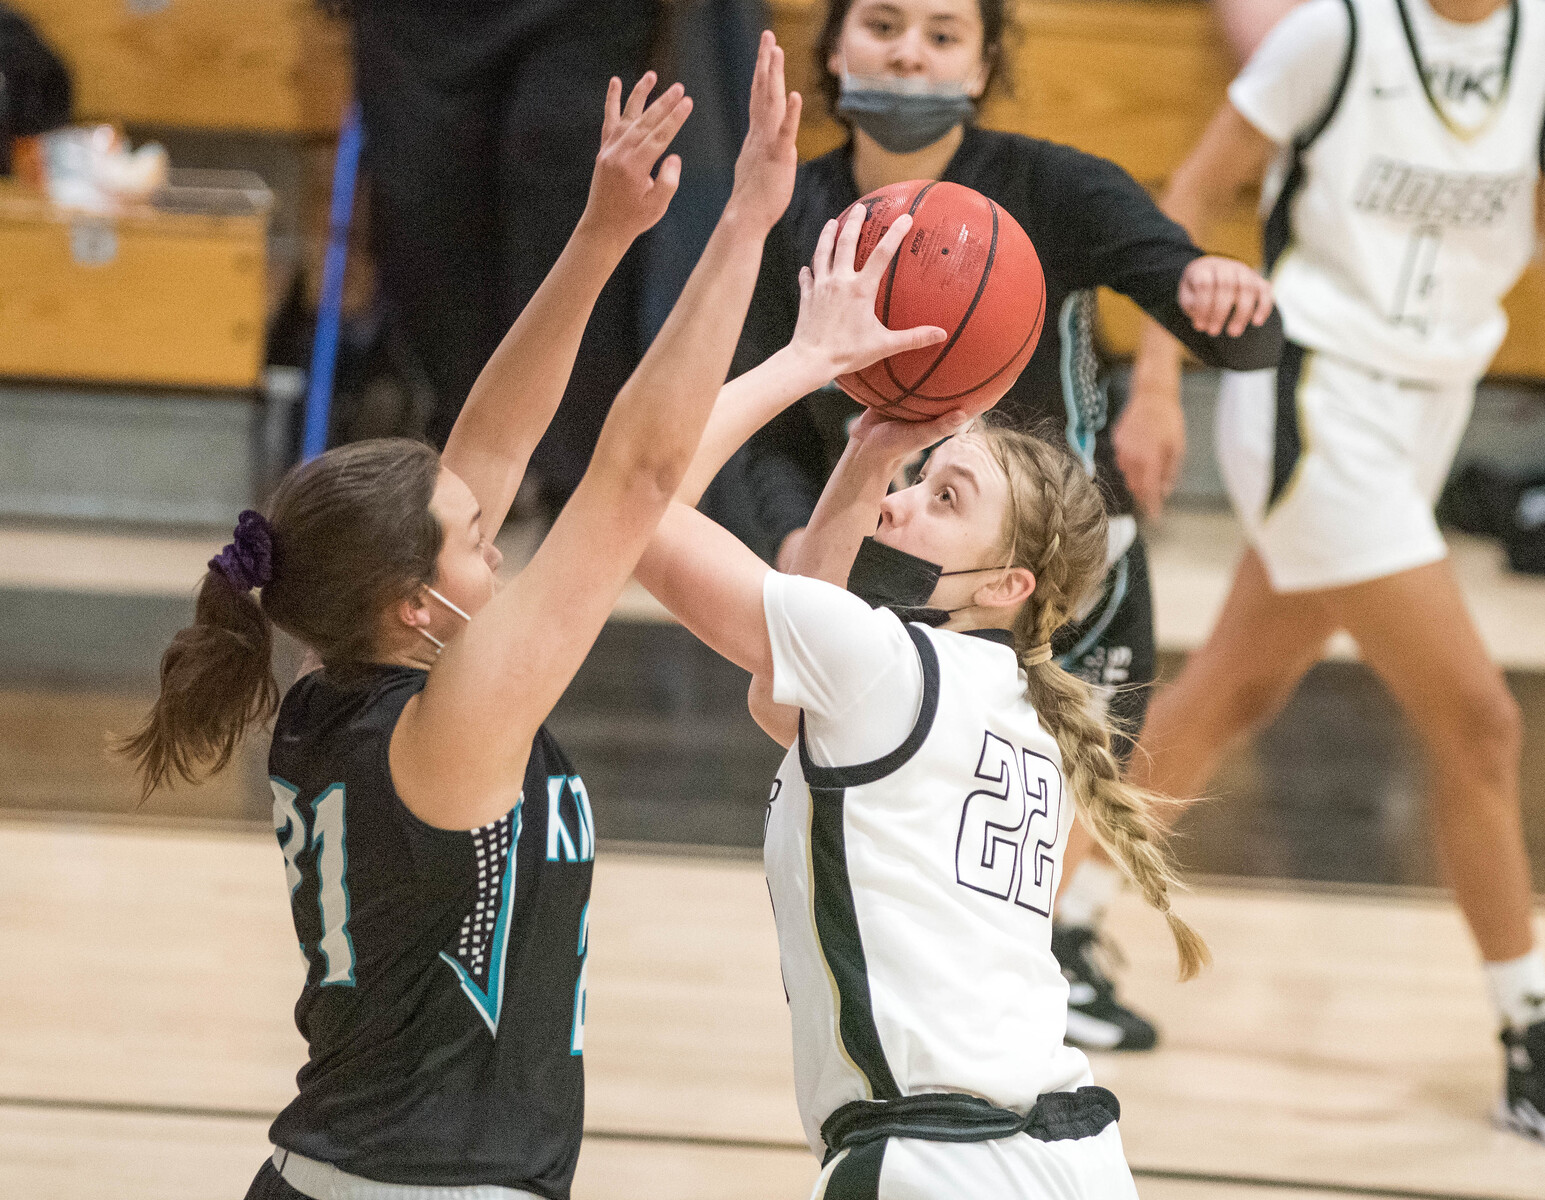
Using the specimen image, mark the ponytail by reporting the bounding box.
[117,563,278,801]
[119,439,446,801]
[1021,657,1209,979]
[977,422,1209,979]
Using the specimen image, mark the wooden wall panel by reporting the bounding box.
[0,187,268,389]
[10,0,349,135]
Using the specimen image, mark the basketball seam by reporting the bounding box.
[892,282,1045,410]
[871,194,1000,407]
[876,184,940,415]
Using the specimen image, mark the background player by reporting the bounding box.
[633,208,1206,1197]
[1069,0,1545,1138]
[119,38,802,1198]
[710,0,1282,1052]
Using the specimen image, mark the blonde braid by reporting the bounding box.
[981,427,1209,980]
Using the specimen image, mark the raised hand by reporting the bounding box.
[582,72,693,249]
[849,403,971,467]
[1179,255,1274,337]
[727,31,803,236]
[788,205,948,380]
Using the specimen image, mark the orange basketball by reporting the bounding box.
[835,180,1045,421]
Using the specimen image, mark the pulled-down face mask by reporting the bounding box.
[846,536,1004,627]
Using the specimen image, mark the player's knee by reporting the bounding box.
[1443,683,1523,789]
[1218,669,1297,732]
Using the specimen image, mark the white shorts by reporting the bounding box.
[808,1124,1138,1200]
[1216,344,1475,593]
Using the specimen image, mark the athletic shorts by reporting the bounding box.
[810,1123,1138,1200]
[1052,525,1157,760]
[1217,342,1474,593]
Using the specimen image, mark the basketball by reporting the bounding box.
[835,180,1046,422]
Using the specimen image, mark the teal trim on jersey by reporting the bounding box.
[570,901,590,1056]
[1057,292,1098,475]
[547,774,596,862]
[310,784,356,988]
[269,776,305,897]
[439,800,524,1038]
[1059,552,1130,667]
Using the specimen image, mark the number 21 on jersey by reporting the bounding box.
[954,732,1064,917]
[272,777,356,987]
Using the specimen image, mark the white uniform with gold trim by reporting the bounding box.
[1217,0,1545,591]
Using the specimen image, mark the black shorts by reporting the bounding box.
[1050,533,1157,762]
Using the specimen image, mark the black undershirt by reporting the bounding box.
[723,125,1284,554]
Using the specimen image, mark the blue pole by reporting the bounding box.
[301,102,364,462]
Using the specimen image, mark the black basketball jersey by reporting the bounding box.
[266,664,594,1197]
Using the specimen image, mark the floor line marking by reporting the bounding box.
[0,1096,1524,1199]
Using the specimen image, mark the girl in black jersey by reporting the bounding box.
[715,0,1281,1053]
[120,37,813,1200]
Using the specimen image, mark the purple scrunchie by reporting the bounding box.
[209,509,274,592]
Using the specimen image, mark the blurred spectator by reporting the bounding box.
[348,0,660,511]
[0,1,71,176]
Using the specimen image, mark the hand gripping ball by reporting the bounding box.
[835,179,1046,421]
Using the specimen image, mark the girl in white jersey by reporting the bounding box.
[635,212,1207,1198]
[1075,0,1545,1140]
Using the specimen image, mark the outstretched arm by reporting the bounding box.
[674,208,945,507]
[393,33,802,830]
[440,74,692,536]
[745,406,965,744]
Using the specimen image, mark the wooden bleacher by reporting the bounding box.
[10,0,1544,379]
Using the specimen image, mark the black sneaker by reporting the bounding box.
[1051,925,1159,1052]
[1497,1020,1545,1142]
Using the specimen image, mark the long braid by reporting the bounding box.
[981,427,1209,980]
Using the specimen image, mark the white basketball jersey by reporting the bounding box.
[762,624,1092,1156]
[1265,0,1545,383]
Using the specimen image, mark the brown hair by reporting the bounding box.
[118,438,444,799]
[815,0,1018,119]
[976,424,1210,980]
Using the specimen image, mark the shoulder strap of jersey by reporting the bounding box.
[1263,0,1360,271]
[1300,0,1361,153]
[797,624,941,789]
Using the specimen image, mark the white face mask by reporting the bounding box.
[417,586,472,652]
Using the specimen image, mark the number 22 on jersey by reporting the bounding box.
[272,778,357,987]
[954,732,1064,917]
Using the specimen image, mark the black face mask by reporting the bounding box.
[846,536,1003,627]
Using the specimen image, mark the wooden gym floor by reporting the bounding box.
[2,817,1541,1200]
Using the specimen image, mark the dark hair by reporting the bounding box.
[119,438,444,799]
[815,0,1016,120]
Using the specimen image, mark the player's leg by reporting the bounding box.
[1323,553,1544,1137]
[1127,547,1336,801]
[1325,561,1530,958]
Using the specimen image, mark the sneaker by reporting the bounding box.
[1051,925,1159,1052]
[1496,1020,1545,1142]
